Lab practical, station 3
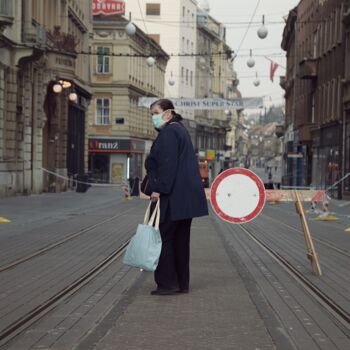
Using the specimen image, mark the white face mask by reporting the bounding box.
[151,109,173,129]
[152,112,167,129]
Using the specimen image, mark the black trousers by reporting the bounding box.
[154,207,192,291]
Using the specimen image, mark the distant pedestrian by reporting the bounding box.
[145,99,209,295]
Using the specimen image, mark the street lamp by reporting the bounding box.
[68,92,78,102]
[53,83,63,93]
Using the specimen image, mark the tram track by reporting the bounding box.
[261,212,350,258]
[239,224,350,334]
[0,206,135,273]
[0,238,131,348]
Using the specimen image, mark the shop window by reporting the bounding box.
[96,47,110,74]
[96,98,111,125]
[146,3,160,16]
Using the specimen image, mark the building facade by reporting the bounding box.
[343,4,350,196]
[195,5,239,182]
[281,0,349,197]
[0,0,92,197]
[125,0,197,121]
[88,14,169,184]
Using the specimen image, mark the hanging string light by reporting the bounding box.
[247,49,255,68]
[253,72,260,87]
[125,13,137,36]
[125,22,136,36]
[168,72,175,86]
[146,56,156,67]
[257,15,268,39]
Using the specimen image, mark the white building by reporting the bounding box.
[125,0,198,119]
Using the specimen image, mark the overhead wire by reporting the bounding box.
[236,0,261,54]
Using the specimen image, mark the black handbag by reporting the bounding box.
[141,175,152,196]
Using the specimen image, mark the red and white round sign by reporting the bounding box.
[210,168,266,224]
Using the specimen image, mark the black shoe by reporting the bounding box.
[176,289,189,294]
[150,289,178,296]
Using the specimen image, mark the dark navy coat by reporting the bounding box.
[145,122,209,223]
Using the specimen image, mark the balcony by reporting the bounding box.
[0,0,13,30]
[299,58,318,80]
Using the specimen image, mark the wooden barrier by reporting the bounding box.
[205,187,323,276]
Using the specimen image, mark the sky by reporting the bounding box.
[209,0,300,107]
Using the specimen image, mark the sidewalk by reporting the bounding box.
[81,216,277,350]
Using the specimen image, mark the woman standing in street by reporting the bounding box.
[145,99,208,296]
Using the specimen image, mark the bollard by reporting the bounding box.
[122,184,132,200]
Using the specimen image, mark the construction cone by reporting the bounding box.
[315,199,338,221]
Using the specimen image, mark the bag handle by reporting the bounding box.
[147,200,161,230]
[143,201,152,224]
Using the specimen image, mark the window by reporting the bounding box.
[190,71,193,86]
[182,36,185,53]
[97,47,110,74]
[346,30,350,79]
[186,69,189,85]
[339,4,344,44]
[181,67,184,83]
[146,3,160,16]
[96,98,111,125]
[313,30,318,58]
[187,39,189,52]
[148,34,160,44]
[182,6,185,19]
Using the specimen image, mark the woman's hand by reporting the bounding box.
[151,192,160,202]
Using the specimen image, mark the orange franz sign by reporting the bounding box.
[92,0,125,16]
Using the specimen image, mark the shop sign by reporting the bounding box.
[89,138,145,153]
[92,0,125,16]
[206,150,216,160]
[287,153,303,159]
[198,151,206,158]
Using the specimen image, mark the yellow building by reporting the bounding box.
[0,0,92,196]
[88,16,169,183]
